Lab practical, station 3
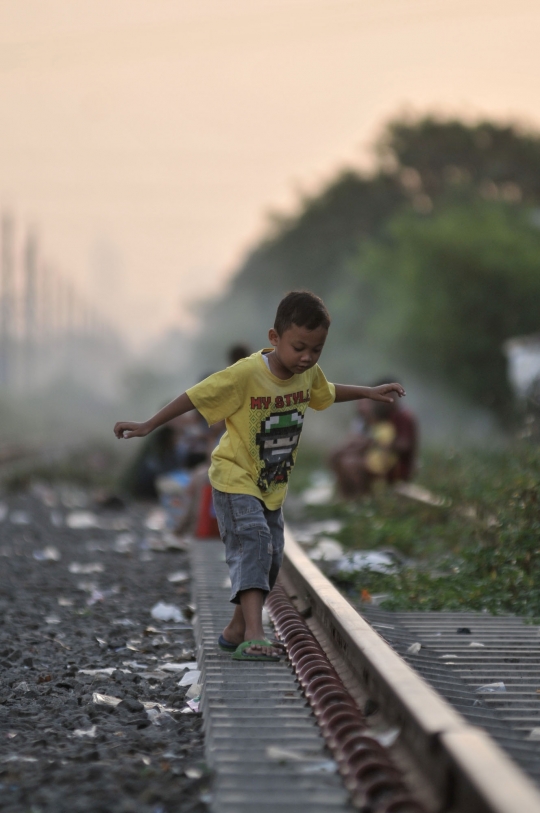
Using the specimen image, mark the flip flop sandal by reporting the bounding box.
[218,633,285,653]
[231,639,282,662]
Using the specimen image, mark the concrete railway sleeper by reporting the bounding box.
[192,526,540,813]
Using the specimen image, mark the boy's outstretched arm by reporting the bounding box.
[334,383,405,403]
[113,392,195,439]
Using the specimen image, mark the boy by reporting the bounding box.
[114,291,405,662]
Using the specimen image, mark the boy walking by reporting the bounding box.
[114,291,405,661]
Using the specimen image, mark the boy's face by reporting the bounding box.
[268,323,328,376]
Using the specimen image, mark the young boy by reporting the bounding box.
[114,291,405,662]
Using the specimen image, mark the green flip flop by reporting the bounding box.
[231,639,282,662]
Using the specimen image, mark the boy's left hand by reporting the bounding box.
[369,383,406,403]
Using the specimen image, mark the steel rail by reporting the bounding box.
[278,525,540,813]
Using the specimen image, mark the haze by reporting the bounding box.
[1,0,539,345]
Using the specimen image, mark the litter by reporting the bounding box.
[308,539,343,562]
[146,707,174,726]
[440,654,457,659]
[68,562,104,574]
[66,511,100,529]
[73,725,97,738]
[10,510,31,525]
[336,550,397,575]
[92,693,121,707]
[45,614,61,624]
[475,682,506,693]
[185,767,203,779]
[393,482,449,507]
[14,682,30,693]
[87,587,119,606]
[151,602,185,623]
[186,699,200,712]
[159,661,198,673]
[79,668,131,676]
[113,533,135,554]
[179,670,201,687]
[57,597,73,607]
[167,570,189,583]
[144,509,168,532]
[527,728,540,741]
[186,682,202,699]
[76,580,99,593]
[373,727,401,747]
[469,642,485,647]
[33,546,61,562]
[407,643,422,655]
[457,627,472,634]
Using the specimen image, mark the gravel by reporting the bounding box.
[0,487,208,813]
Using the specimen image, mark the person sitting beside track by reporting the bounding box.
[329,378,418,498]
[114,291,405,662]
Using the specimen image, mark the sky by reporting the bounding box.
[1,0,540,346]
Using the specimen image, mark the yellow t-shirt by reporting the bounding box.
[186,350,335,509]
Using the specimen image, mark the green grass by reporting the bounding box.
[295,443,540,617]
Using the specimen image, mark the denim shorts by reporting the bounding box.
[212,488,285,605]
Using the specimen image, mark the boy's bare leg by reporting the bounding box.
[222,589,282,656]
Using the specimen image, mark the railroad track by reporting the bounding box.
[192,525,540,813]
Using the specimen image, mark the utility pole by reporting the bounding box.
[23,230,38,390]
[0,214,14,388]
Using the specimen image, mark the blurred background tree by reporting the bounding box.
[195,116,540,426]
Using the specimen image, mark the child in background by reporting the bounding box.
[114,291,405,661]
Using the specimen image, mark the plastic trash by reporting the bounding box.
[146,707,174,726]
[92,693,122,707]
[336,550,397,575]
[68,562,104,574]
[179,670,201,687]
[10,510,31,525]
[14,681,30,693]
[167,570,189,583]
[440,654,457,659]
[186,698,200,712]
[475,682,506,693]
[33,546,61,562]
[373,727,401,747]
[407,642,422,655]
[186,683,202,700]
[159,661,198,673]
[113,533,135,554]
[308,538,344,562]
[151,602,185,623]
[144,509,168,532]
[66,511,100,529]
[73,725,97,738]
[469,642,485,647]
[185,767,203,780]
[45,614,61,624]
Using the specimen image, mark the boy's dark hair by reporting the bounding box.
[274,290,331,335]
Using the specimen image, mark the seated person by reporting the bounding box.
[330,379,418,498]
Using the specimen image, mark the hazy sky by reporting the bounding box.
[1,0,540,345]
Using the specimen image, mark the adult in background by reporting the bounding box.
[329,378,418,498]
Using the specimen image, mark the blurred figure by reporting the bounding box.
[330,379,418,498]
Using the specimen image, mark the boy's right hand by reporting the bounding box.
[113,421,151,440]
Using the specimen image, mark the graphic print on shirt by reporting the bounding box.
[255,409,304,491]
